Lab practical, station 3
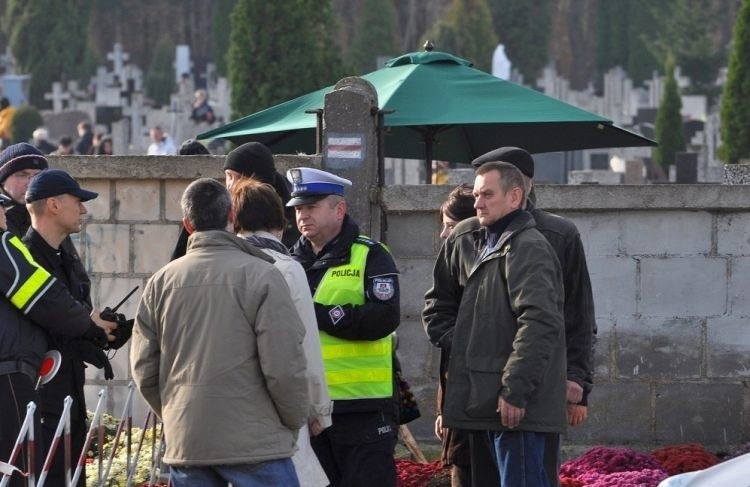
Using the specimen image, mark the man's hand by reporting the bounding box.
[566,380,583,404]
[497,397,525,429]
[91,308,117,342]
[434,414,444,440]
[567,404,588,426]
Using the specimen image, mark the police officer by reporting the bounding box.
[0,193,114,487]
[288,167,400,487]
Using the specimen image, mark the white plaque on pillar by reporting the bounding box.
[325,133,365,169]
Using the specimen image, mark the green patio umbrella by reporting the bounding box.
[199,50,654,179]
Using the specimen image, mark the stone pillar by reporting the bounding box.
[322,77,380,238]
[724,161,750,184]
[675,152,698,184]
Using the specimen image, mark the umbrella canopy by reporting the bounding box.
[199,50,655,164]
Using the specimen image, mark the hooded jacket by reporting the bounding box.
[131,230,310,466]
[425,211,567,433]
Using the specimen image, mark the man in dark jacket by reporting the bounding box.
[0,142,49,236]
[288,167,401,487]
[24,169,123,486]
[424,147,597,486]
[0,193,113,487]
[426,161,566,487]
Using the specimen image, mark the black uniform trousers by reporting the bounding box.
[311,411,398,487]
[0,372,42,487]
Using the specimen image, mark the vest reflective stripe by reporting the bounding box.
[5,235,52,311]
[314,239,393,400]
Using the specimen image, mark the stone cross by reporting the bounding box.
[44,81,71,113]
[122,92,146,153]
[106,43,130,79]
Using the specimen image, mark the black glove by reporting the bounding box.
[314,303,348,333]
[72,340,114,380]
[108,314,133,350]
[81,322,108,349]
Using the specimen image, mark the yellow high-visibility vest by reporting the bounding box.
[314,237,393,400]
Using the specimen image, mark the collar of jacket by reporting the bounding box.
[187,230,275,264]
[291,214,360,270]
[472,210,536,268]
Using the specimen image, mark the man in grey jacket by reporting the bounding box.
[131,178,309,487]
[428,162,566,487]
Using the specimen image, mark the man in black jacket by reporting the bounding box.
[288,167,400,487]
[24,169,124,486]
[0,193,114,487]
[423,147,597,487]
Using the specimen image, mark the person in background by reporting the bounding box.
[147,126,176,155]
[231,178,332,487]
[0,97,16,146]
[170,141,298,261]
[74,121,93,155]
[0,143,49,236]
[178,138,210,155]
[31,127,56,154]
[190,89,216,124]
[94,136,113,155]
[51,136,75,156]
[433,183,477,487]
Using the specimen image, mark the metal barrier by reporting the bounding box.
[2,383,168,487]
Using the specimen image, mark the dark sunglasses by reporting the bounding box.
[0,194,12,207]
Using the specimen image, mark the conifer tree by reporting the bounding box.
[654,55,686,169]
[349,0,399,74]
[720,0,750,164]
[489,0,550,81]
[212,0,237,77]
[145,37,176,107]
[4,0,93,107]
[228,0,346,120]
[425,0,497,72]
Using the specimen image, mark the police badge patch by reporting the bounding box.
[372,277,395,301]
[329,305,345,326]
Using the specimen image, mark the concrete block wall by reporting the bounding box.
[53,157,750,450]
[386,183,750,450]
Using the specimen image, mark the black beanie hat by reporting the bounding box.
[178,138,210,155]
[471,146,535,178]
[223,142,276,184]
[0,143,49,184]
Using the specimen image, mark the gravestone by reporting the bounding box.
[44,82,70,113]
[624,159,645,184]
[175,45,192,83]
[43,110,90,142]
[107,43,130,80]
[590,153,610,170]
[675,152,698,184]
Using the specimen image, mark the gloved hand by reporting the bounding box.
[72,340,114,380]
[81,322,108,349]
[314,303,348,333]
[108,313,134,350]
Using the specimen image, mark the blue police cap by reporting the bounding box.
[26,169,98,203]
[286,167,352,207]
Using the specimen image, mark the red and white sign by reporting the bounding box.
[327,136,363,160]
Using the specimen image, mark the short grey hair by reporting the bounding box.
[181,178,230,231]
[475,161,527,203]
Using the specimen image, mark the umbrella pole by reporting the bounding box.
[424,139,433,184]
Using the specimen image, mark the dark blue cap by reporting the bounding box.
[26,169,98,203]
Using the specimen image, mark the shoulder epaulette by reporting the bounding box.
[354,235,378,248]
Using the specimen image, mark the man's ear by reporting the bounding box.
[182,218,195,234]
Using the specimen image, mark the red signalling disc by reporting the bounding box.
[38,350,62,385]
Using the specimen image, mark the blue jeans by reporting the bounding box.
[170,458,299,487]
[486,430,550,487]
